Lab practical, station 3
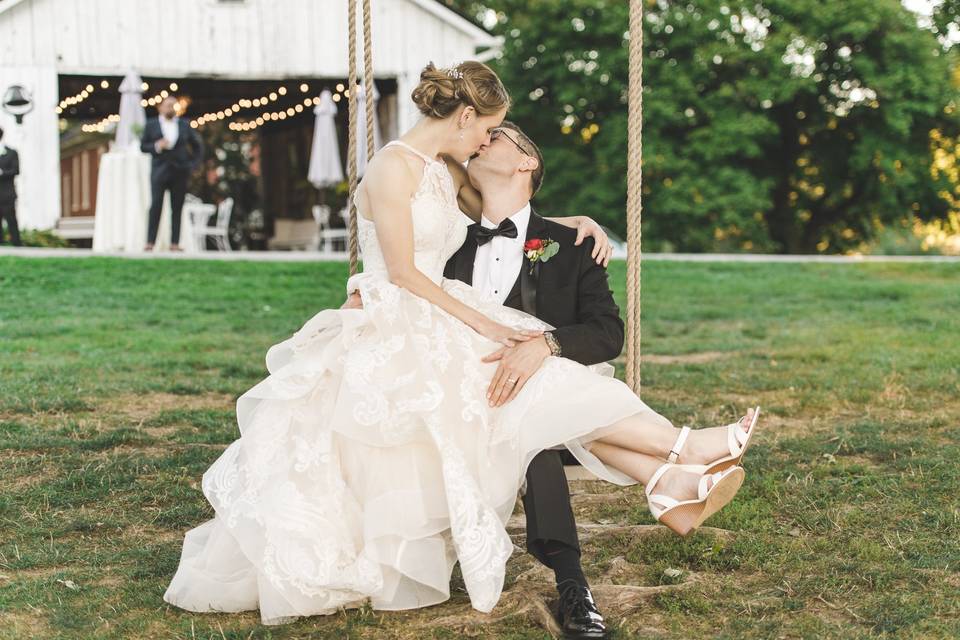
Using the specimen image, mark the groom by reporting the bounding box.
[448,122,621,639]
[342,123,621,639]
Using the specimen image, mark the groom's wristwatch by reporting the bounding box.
[543,331,562,357]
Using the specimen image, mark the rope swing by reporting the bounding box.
[344,0,643,394]
[346,0,375,276]
[625,0,643,395]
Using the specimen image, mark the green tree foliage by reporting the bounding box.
[441,0,960,252]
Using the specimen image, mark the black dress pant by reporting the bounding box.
[0,201,20,246]
[147,165,189,245]
[522,449,580,566]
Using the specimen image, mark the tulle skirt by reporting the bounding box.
[163,274,671,624]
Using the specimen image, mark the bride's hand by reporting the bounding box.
[475,319,542,348]
[573,216,614,267]
[544,215,614,266]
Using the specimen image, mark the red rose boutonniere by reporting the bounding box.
[523,238,559,274]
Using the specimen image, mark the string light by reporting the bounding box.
[57,83,98,113]
[140,82,182,108]
[80,113,121,133]
[226,94,323,132]
[57,77,345,122]
[190,82,330,130]
[62,76,348,133]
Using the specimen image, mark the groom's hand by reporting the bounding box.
[483,337,551,407]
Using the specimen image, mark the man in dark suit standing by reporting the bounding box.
[140,95,204,251]
[0,126,21,247]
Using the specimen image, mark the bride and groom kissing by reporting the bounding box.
[163,61,762,639]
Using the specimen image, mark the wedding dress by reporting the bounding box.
[163,140,672,624]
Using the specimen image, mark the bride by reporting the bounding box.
[163,61,761,625]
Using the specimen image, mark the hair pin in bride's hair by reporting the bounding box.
[446,63,464,80]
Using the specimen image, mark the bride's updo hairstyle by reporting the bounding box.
[411,61,510,119]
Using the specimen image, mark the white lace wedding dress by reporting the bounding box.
[163,141,672,624]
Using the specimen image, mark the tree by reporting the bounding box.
[441,0,960,252]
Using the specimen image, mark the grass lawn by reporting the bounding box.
[0,256,957,639]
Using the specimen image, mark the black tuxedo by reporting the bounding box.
[140,117,204,245]
[0,146,21,245]
[140,118,204,173]
[444,209,625,565]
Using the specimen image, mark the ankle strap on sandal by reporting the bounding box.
[667,426,691,463]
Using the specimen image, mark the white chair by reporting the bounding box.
[195,197,234,251]
[312,204,350,255]
[184,198,217,252]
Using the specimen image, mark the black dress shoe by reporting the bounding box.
[556,582,608,639]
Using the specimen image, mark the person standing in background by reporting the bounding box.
[0,126,21,247]
[140,95,204,251]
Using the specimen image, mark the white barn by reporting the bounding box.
[0,0,498,232]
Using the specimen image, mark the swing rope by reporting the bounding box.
[625,0,644,395]
[346,0,375,276]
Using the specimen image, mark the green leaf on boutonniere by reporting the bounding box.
[540,242,560,262]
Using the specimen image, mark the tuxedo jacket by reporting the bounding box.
[443,209,624,366]
[0,147,19,204]
[140,118,204,174]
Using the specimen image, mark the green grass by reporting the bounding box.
[0,257,958,639]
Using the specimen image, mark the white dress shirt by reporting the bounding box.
[472,203,531,304]
[0,143,7,176]
[159,116,180,150]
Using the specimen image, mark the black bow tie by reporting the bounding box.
[470,218,518,246]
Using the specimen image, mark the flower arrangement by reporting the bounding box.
[523,238,559,273]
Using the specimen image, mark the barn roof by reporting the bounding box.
[0,0,493,41]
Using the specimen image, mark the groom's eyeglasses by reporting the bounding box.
[490,128,531,157]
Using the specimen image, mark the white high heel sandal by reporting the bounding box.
[645,463,746,537]
[666,406,761,475]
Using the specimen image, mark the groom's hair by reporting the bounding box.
[499,121,544,197]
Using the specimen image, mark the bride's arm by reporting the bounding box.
[442,156,614,266]
[366,153,539,348]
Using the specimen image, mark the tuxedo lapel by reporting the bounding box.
[519,211,547,316]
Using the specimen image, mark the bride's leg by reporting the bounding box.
[590,411,682,460]
[593,408,759,465]
[587,441,702,502]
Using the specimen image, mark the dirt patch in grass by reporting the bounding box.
[611,351,735,368]
[97,392,236,423]
[643,351,732,365]
[0,392,236,435]
[0,452,58,492]
[0,611,53,639]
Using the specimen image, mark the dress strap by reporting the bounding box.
[384,140,441,165]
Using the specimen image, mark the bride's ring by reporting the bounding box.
[507,378,518,385]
